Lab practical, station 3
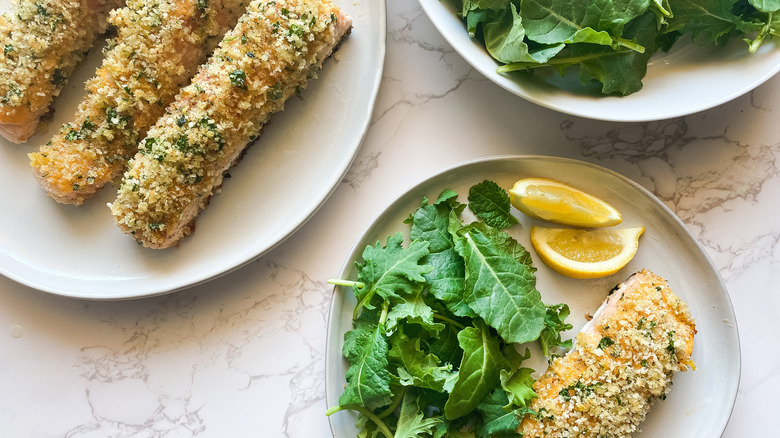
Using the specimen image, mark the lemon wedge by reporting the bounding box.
[510,178,622,227]
[530,226,645,279]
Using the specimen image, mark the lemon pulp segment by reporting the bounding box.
[510,178,622,227]
[530,226,645,279]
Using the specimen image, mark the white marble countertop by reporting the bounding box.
[1,0,778,436]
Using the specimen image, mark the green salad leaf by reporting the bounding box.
[467,180,518,229]
[340,320,393,410]
[445,321,511,420]
[454,224,546,344]
[499,347,538,409]
[668,0,748,45]
[385,288,445,335]
[395,390,443,438]
[571,10,659,95]
[476,389,525,437]
[483,4,566,63]
[389,329,456,392]
[353,233,433,318]
[539,303,574,356]
[520,0,651,48]
[453,0,779,94]
[410,193,472,317]
[327,182,572,437]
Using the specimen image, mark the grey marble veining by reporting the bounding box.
[1,0,778,436]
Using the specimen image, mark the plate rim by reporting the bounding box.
[325,154,741,437]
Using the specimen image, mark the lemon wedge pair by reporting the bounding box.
[509,178,643,279]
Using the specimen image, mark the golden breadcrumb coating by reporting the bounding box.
[109,0,351,248]
[0,0,120,143]
[519,269,696,437]
[28,0,248,204]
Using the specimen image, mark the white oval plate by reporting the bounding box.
[0,0,386,299]
[326,155,740,437]
[419,0,780,122]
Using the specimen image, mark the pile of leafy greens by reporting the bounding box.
[449,0,780,95]
[326,181,573,438]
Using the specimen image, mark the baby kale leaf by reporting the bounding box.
[410,191,473,317]
[388,329,457,393]
[477,389,524,437]
[500,366,538,410]
[482,4,566,64]
[520,0,652,47]
[444,320,511,420]
[571,10,659,95]
[353,232,432,318]
[340,321,393,410]
[453,225,546,344]
[668,0,747,45]
[468,180,518,229]
[385,287,445,335]
[394,390,443,438]
[539,303,574,357]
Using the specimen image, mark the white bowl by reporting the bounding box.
[419,0,780,122]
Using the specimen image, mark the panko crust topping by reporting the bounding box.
[0,0,120,142]
[28,0,248,204]
[110,0,351,248]
[519,269,696,438]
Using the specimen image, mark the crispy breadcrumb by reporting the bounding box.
[519,269,696,437]
[0,0,120,143]
[28,0,248,204]
[109,0,352,248]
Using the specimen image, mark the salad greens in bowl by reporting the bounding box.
[419,0,780,121]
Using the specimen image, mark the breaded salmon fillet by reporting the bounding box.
[0,0,120,143]
[28,0,248,204]
[519,269,696,437]
[109,0,352,248]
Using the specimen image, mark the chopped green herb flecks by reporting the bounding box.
[559,380,600,402]
[51,68,67,86]
[63,118,96,141]
[666,331,676,358]
[267,84,283,100]
[35,2,48,17]
[598,336,615,350]
[288,23,303,38]
[105,107,132,128]
[229,69,247,89]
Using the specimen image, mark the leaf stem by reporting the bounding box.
[377,387,406,419]
[615,37,645,53]
[433,313,466,330]
[748,12,774,53]
[497,52,613,72]
[325,404,394,438]
[379,300,390,326]
[328,279,365,289]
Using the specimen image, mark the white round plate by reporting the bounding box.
[326,155,740,437]
[0,0,385,299]
[419,0,780,122]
